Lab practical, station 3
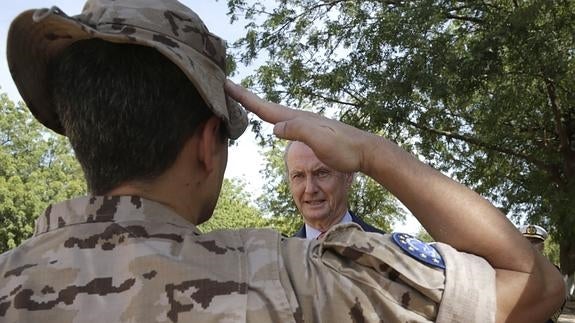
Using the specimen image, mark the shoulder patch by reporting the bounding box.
[392,232,445,269]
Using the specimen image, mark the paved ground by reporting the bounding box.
[559,300,575,323]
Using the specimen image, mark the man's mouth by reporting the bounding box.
[305,200,325,206]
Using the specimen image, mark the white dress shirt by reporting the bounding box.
[304,211,352,240]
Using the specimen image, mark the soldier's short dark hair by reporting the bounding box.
[50,39,216,194]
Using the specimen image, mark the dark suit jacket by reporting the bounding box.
[292,211,385,238]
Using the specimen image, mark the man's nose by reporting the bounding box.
[304,176,319,193]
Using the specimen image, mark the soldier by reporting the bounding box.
[0,0,566,322]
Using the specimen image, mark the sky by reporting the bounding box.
[0,1,419,234]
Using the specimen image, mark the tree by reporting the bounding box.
[257,139,405,236]
[416,226,434,243]
[199,178,269,231]
[256,141,303,236]
[225,1,575,275]
[544,235,560,266]
[0,92,86,253]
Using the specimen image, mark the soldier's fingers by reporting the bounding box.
[273,119,305,142]
[273,117,335,147]
[225,80,302,124]
[273,117,363,173]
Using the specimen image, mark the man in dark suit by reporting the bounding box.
[285,141,385,239]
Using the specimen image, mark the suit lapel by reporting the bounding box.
[293,226,307,238]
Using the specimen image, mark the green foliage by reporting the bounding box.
[201,177,296,234]
[256,139,404,235]
[256,140,303,235]
[348,173,405,232]
[199,178,269,231]
[544,234,560,266]
[416,227,434,243]
[266,215,303,237]
[0,93,86,253]
[257,142,296,211]
[225,0,575,273]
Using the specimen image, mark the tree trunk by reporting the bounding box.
[560,240,575,277]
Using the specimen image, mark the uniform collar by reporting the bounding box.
[34,195,200,236]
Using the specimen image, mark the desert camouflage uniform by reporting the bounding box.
[0,196,495,322]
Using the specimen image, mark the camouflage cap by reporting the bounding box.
[7,0,248,139]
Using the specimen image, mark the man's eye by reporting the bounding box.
[291,173,303,180]
[317,170,330,178]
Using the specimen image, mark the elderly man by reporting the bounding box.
[0,0,565,322]
[285,141,385,239]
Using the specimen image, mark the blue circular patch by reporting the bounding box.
[392,232,445,269]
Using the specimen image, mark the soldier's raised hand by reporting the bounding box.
[225,80,377,174]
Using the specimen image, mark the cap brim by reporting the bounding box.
[8,9,88,135]
[7,8,247,139]
[523,234,545,240]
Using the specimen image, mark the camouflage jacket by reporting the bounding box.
[0,196,496,322]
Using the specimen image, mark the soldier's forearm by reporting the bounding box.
[361,134,535,272]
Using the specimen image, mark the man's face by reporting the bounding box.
[286,142,352,229]
[526,237,545,253]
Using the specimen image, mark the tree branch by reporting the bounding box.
[401,118,564,184]
[299,90,362,108]
[444,13,484,24]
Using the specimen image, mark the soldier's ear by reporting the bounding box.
[196,116,223,174]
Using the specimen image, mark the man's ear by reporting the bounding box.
[197,116,223,174]
[344,172,355,188]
